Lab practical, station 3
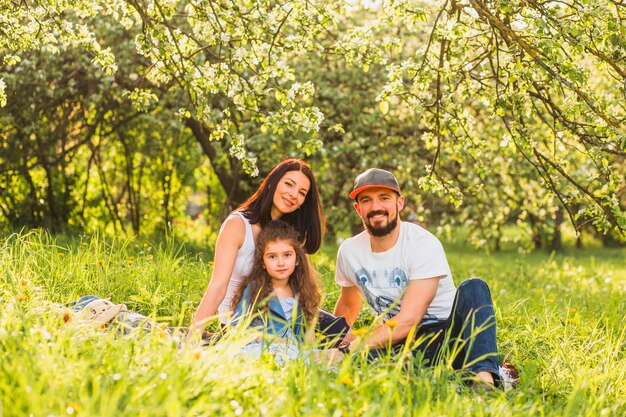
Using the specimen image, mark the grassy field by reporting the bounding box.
[0,230,624,416]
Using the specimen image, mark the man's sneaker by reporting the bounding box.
[498,361,520,391]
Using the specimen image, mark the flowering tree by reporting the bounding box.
[328,0,625,240]
[1,0,624,240]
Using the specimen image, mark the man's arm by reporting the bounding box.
[358,276,441,349]
[333,285,362,326]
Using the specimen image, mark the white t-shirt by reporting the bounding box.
[279,296,296,322]
[335,221,456,324]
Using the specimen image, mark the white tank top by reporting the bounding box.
[217,211,255,323]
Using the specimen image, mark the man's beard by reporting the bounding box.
[364,210,399,237]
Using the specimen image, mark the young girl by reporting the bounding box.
[230,221,322,340]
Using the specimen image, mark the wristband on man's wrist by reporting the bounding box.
[337,340,351,354]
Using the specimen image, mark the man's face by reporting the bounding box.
[354,188,404,237]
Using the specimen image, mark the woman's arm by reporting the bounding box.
[189,216,246,334]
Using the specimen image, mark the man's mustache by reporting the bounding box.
[367,210,388,219]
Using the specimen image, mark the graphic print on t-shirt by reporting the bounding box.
[355,267,405,320]
[389,267,408,287]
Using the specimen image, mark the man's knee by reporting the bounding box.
[455,278,495,316]
[458,277,491,297]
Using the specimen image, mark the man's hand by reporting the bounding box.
[314,348,346,365]
[361,277,441,350]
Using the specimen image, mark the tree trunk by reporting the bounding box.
[528,215,543,250]
[490,224,502,252]
[186,118,249,207]
[551,207,564,252]
[576,230,583,249]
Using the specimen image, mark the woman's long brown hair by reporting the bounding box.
[231,221,322,325]
[237,158,325,254]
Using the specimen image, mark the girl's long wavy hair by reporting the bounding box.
[237,158,325,254]
[231,221,322,325]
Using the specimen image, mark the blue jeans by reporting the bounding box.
[368,278,500,382]
[317,309,350,348]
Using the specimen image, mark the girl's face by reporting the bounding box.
[263,239,297,283]
[271,170,310,220]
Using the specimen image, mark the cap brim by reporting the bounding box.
[97,303,126,323]
[350,185,400,199]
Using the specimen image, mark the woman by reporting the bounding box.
[189,158,324,335]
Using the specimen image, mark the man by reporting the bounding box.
[333,168,501,387]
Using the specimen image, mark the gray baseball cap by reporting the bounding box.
[350,168,401,199]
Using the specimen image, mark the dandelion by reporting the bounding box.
[16,293,27,301]
[569,307,577,314]
[57,252,65,257]
[351,328,367,336]
[66,403,80,414]
[339,375,353,385]
[192,351,202,360]
[385,319,398,328]
[146,254,153,260]
[18,278,30,287]
[97,260,105,267]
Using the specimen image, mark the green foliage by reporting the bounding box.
[1,230,625,416]
[0,0,624,243]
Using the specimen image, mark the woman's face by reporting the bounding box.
[271,170,310,219]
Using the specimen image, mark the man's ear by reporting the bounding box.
[353,201,361,216]
[397,195,405,212]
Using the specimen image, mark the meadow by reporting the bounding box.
[0,229,624,416]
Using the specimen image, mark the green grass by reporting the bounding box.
[1,230,625,416]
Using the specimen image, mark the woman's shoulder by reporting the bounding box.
[222,211,248,228]
[217,213,248,246]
